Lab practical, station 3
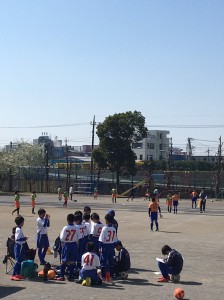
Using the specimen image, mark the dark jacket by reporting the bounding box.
[165,249,183,275]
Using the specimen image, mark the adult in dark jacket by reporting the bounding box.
[114,240,131,279]
[157,245,183,282]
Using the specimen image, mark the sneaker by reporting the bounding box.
[86,277,91,287]
[82,280,86,286]
[75,279,83,284]
[157,276,170,282]
[16,274,26,280]
[11,276,20,281]
[56,277,65,281]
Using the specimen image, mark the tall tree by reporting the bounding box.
[96,111,147,192]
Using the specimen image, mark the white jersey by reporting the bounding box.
[37,217,49,235]
[60,224,82,243]
[90,222,103,238]
[15,226,27,246]
[69,186,73,194]
[99,225,117,244]
[76,223,89,238]
[82,221,91,235]
[81,251,100,270]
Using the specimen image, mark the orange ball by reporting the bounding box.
[47,270,56,279]
[174,288,185,299]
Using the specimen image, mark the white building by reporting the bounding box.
[132,130,170,161]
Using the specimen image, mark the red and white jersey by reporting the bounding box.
[81,251,100,270]
[90,222,103,238]
[99,225,117,244]
[76,223,89,238]
[82,221,91,235]
[60,224,82,243]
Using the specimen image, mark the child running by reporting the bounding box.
[11,216,28,281]
[57,214,81,281]
[63,190,69,207]
[37,208,50,265]
[99,213,117,281]
[12,191,20,216]
[31,191,37,214]
[58,186,62,201]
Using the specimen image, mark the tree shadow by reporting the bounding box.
[93,283,125,290]
[159,231,181,233]
[179,281,202,286]
[116,278,162,286]
[129,267,156,274]
[0,286,26,299]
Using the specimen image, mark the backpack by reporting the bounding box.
[21,260,38,279]
[53,236,62,258]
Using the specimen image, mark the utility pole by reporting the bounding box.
[65,138,69,191]
[45,143,49,193]
[90,116,96,191]
[215,136,222,197]
[167,138,173,190]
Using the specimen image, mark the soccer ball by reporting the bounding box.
[211,199,213,202]
[174,288,185,299]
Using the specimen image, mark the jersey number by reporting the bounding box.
[96,227,102,237]
[106,230,115,242]
[65,229,76,241]
[84,254,94,266]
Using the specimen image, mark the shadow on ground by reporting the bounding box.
[0,286,26,299]
[179,280,202,286]
[129,267,156,274]
[115,278,162,287]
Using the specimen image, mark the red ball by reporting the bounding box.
[174,288,185,299]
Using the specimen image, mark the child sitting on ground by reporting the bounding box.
[114,240,131,279]
[157,244,184,282]
[76,242,102,286]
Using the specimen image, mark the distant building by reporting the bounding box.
[132,130,170,161]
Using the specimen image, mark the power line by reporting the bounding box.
[147,124,224,128]
[0,122,89,129]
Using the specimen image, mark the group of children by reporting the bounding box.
[10,205,131,286]
[57,186,69,207]
[12,191,37,216]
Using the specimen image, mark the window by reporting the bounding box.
[150,143,155,149]
[140,155,143,160]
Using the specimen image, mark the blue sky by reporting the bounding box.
[0,0,224,155]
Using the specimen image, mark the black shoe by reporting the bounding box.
[75,279,83,284]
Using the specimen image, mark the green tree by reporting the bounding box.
[96,111,147,192]
[92,148,108,187]
[0,142,45,191]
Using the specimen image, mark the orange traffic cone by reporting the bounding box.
[105,271,111,282]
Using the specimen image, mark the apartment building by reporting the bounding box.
[132,130,170,161]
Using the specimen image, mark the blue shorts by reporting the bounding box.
[14,243,26,263]
[150,211,158,221]
[192,197,197,202]
[61,242,78,262]
[80,269,100,283]
[37,234,49,249]
[173,201,179,207]
[100,244,115,268]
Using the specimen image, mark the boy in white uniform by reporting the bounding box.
[77,242,102,286]
[57,213,82,281]
[99,213,117,280]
